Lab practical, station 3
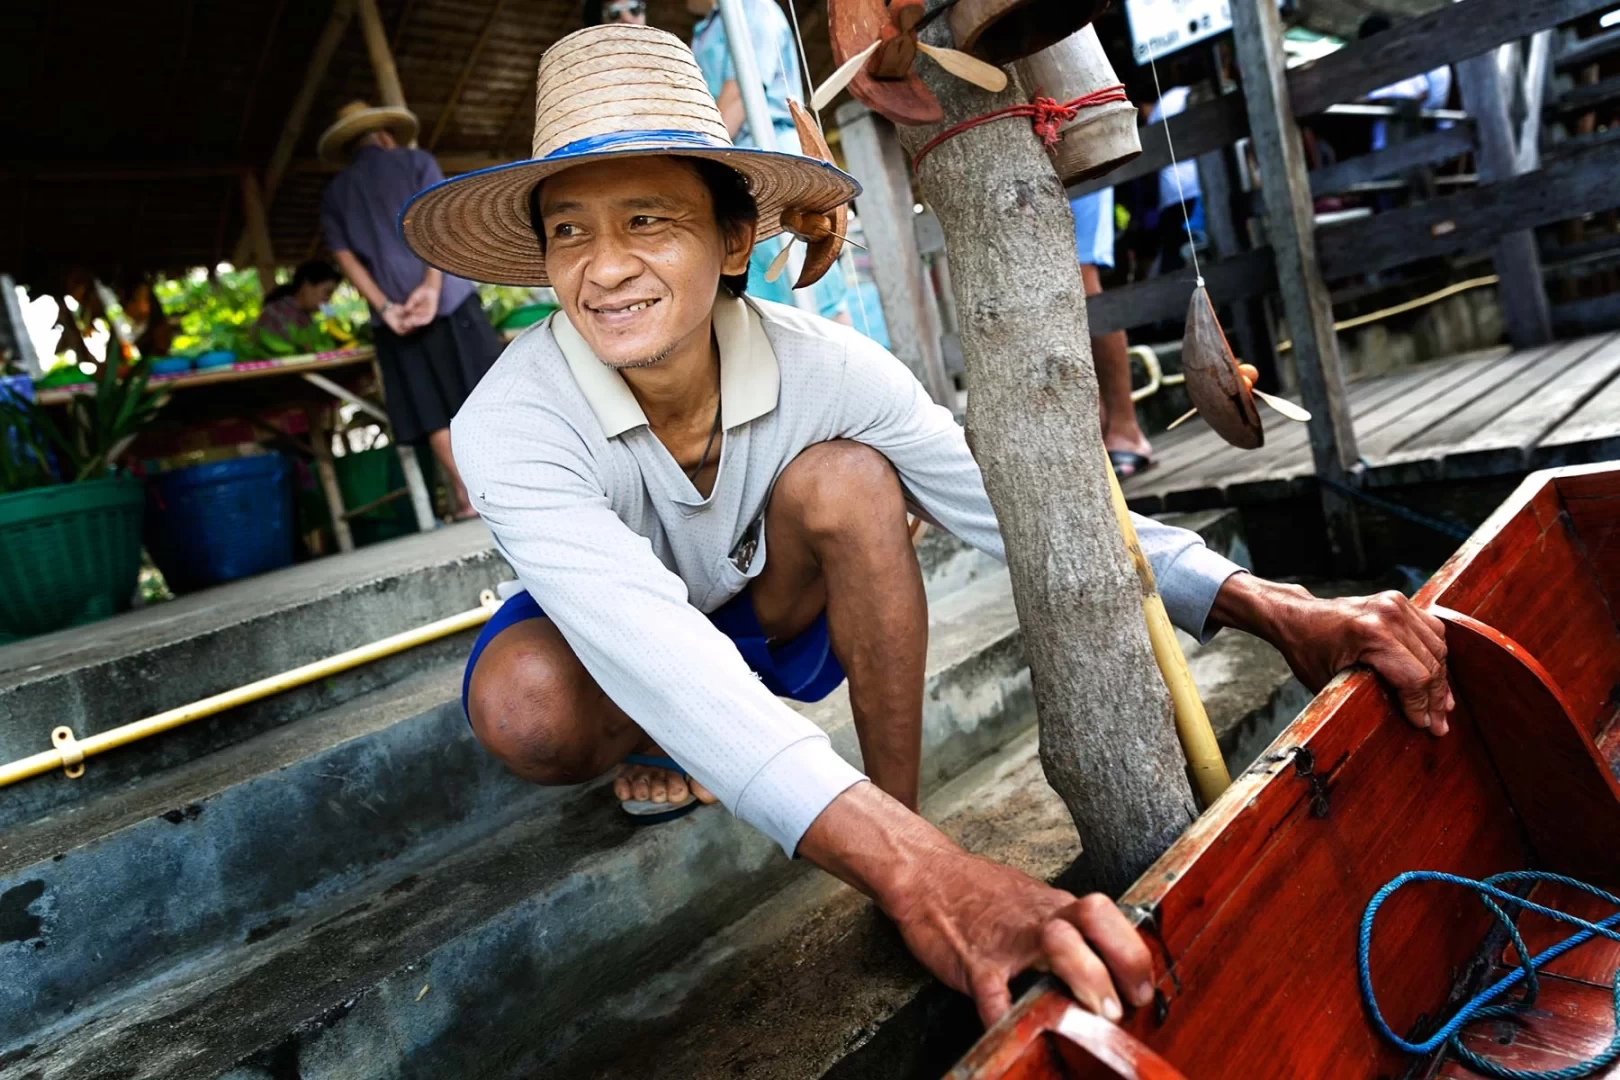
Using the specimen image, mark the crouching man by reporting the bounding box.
[401,24,1452,1027]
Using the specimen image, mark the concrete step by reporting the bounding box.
[0,521,509,831]
[0,522,999,835]
[538,649,1309,1080]
[2,571,1032,1080]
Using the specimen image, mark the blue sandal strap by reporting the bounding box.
[622,752,686,774]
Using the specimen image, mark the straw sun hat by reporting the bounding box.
[317,101,421,165]
[400,24,860,286]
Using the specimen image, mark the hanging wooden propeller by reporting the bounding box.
[1167,286,1310,447]
[765,100,854,289]
[817,0,1008,125]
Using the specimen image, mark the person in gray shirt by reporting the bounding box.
[402,24,1452,1028]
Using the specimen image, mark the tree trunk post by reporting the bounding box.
[1229,0,1365,570]
[894,12,1195,897]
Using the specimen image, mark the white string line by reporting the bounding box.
[783,0,823,130]
[1147,52,1204,288]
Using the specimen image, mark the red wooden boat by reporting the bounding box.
[951,462,1620,1080]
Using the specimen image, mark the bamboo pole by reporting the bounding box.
[357,0,408,109]
[232,0,357,267]
[239,171,278,296]
[1104,465,1231,807]
[0,598,499,790]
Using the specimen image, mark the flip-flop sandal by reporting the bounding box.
[1108,449,1154,480]
[618,752,703,825]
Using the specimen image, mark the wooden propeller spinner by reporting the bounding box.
[766,100,850,289]
[819,0,1008,126]
[1182,286,1265,450]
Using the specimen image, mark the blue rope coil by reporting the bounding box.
[1359,871,1620,1080]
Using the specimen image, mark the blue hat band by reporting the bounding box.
[542,128,734,160]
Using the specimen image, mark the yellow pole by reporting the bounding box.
[0,598,499,790]
[1104,466,1231,806]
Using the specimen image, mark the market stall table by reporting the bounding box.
[36,347,437,553]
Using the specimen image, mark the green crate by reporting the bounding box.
[0,475,145,641]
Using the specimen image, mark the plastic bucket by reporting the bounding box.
[0,474,145,641]
[144,453,295,593]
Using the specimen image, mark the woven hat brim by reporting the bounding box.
[317,107,421,165]
[398,146,861,287]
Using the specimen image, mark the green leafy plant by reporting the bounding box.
[0,360,167,493]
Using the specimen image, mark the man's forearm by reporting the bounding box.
[1207,572,1310,644]
[795,780,959,913]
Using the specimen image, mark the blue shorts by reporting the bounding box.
[461,587,848,722]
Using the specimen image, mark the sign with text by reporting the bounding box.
[1125,0,1281,65]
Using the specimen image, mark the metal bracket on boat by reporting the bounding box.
[1120,902,1181,1024]
[1291,747,1331,818]
[52,726,85,779]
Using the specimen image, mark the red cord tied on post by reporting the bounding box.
[912,84,1129,175]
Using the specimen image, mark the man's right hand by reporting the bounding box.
[888,850,1156,1026]
[380,301,413,336]
[798,781,1155,1028]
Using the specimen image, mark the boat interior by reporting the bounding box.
[953,463,1620,1080]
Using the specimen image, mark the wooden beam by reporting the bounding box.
[1308,125,1476,196]
[1551,72,1620,114]
[239,172,278,294]
[1288,0,1616,117]
[1552,292,1620,336]
[232,0,357,267]
[427,0,508,151]
[1456,50,1554,348]
[1068,93,1248,200]
[356,0,407,109]
[1078,0,1613,201]
[1231,0,1362,567]
[1556,26,1620,71]
[1086,248,1276,337]
[1316,133,1620,279]
[836,101,953,404]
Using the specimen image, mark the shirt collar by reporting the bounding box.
[550,295,780,439]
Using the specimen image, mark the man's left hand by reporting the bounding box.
[1211,575,1453,736]
[402,283,440,329]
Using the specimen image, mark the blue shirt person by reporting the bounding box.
[688,0,850,321]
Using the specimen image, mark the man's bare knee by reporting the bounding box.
[468,645,604,786]
[776,440,904,540]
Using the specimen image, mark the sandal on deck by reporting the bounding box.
[619,753,703,825]
[1108,449,1154,480]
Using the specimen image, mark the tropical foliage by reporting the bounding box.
[0,359,167,493]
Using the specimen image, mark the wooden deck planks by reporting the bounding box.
[1543,348,1620,448]
[1121,340,1620,509]
[1396,335,1617,455]
[1358,345,1558,463]
[1441,333,1620,471]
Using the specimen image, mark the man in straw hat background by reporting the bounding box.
[403,24,1452,1027]
[319,99,503,520]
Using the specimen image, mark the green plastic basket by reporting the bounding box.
[335,448,417,547]
[0,474,146,641]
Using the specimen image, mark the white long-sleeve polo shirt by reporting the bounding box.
[452,295,1242,856]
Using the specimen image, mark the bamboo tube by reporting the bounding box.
[1104,465,1231,806]
[0,598,499,789]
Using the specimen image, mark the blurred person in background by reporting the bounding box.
[318,100,504,521]
[1072,189,1154,478]
[583,0,647,25]
[256,260,342,337]
[687,0,853,324]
